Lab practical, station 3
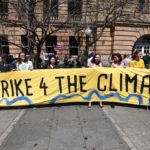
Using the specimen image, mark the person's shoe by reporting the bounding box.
[111,103,115,108]
[99,105,104,109]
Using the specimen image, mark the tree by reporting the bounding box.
[0,0,144,67]
[74,0,141,46]
[1,0,70,68]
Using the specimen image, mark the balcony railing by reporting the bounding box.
[68,15,82,22]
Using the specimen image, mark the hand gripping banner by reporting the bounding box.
[0,68,149,107]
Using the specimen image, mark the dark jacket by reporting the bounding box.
[0,61,16,72]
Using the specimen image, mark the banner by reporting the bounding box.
[0,68,149,107]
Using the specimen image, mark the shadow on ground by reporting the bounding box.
[0,102,149,110]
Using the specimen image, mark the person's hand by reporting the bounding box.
[29,67,33,71]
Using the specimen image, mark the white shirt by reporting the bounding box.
[90,62,102,68]
[17,61,33,71]
[121,58,131,67]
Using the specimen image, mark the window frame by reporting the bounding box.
[46,36,57,54]
[69,36,80,56]
[43,0,59,19]
[0,0,9,17]
[0,35,9,54]
[68,0,82,21]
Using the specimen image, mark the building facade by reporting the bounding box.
[0,0,150,61]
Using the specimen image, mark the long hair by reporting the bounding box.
[132,50,141,59]
[111,53,122,65]
[17,52,28,64]
[91,54,101,65]
[48,55,58,66]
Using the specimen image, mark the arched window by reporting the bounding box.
[133,35,150,55]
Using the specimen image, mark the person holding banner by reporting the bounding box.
[129,50,145,68]
[17,52,33,71]
[88,54,103,109]
[121,54,131,68]
[0,54,16,72]
[48,55,59,69]
[111,53,123,68]
[89,54,102,68]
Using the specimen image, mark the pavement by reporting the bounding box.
[0,104,149,150]
[104,105,150,150]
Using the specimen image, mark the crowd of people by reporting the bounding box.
[0,52,33,72]
[0,50,149,72]
[88,50,148,69]
[87,50,150,109]
[0,50,149,109]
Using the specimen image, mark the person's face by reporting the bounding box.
[136,52,142,60]
[50,57,56,65]
[20,53,26,61]
[95,55,100,62]
[113,55,119,62]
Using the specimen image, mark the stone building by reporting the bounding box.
[0,0,150,61]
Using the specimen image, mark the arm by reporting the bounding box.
[141,60,145,68]
[28,61,34,70]
[129,61,134,68]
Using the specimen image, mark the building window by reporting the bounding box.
[68,0,82,21]
[21,35,29,54]
[46,36,57,53]
[0,0,8,18]
[138,0,150,13]
[0,36,9,54]
[43,0,49,15]
[50,0,58,18]
[43,0,58,19]
[69,36,80,55]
